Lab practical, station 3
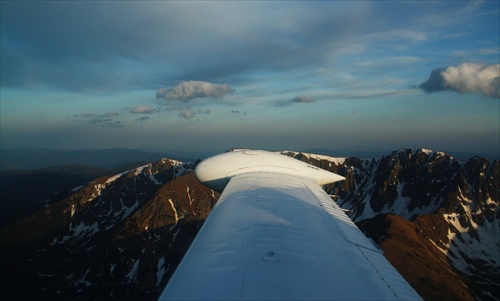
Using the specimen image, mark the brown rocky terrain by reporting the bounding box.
[359,214,475,301]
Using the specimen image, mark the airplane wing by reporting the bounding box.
[158,150,422,300]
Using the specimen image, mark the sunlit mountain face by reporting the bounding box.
[0,148,497,301]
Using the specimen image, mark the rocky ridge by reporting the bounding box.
[0,148,498,301]
[284,148,499,301]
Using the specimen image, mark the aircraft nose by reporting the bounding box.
[194,157,230,192]
[194,158,212,184]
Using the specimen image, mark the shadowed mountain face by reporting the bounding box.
[1,149,498,301]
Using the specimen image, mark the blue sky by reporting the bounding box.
[1,1,499,157]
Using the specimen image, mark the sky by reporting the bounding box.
[1,1,499,158]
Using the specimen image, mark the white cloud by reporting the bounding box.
[130,105,157,114]
[419,63,500,98]
[156,81,235,102]
[442,63,499,97]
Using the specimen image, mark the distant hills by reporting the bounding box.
[2,147,497,172]
[0,148,189,171]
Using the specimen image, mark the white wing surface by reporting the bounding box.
[158,150,422,300]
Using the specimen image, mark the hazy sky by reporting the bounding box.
[1,1,499,156]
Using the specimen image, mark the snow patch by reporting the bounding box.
[134,165,147,176]
[187,187,194,205]
[156,257,167,287]
[304,152,347,165]
[439,191,500,278]
[417,148,434,155]
[126,259,140,283]
[281,150,347,166]
[148,173,162,185]
[382,182,413,218]
[106,173,124,184]
[70,204,76,218]
[167,198,179,229]
[87,183,108,203]
[73,269,93,287]
[70,185,84,193]
[172,227,181,242]
[71,221,100,238]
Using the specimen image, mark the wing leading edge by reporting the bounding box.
[159,158,422,300]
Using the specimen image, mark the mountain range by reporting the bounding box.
[0,148,498,301]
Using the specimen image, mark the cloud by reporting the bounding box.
[291,95,315,103]
[179,110,195,120]
[157,81,235,102]
[73,113,96,118]
[135,116,150,124]
[418,63,500,98]
[418,68,447,93]
[453,48,499,57]
[103,121,122,128]
[355,56,423,69]
[72,111,122,127]
[89,118,122,128]
[105,111,119,117]
[74,112,119,118]
[130,105,158,114]
[2,1,497,96]
[178,108,211,120]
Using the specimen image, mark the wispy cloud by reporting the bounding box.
[452,48,500,57]
[135,116,150,124]
[178,108,211,120]
[74,111,118,117]
[73,113,96,118]
[418,63,500,98]
[72,111,122,127]
[291,95,315,103]
[355,56,423,69]
[130,105,159,114]
[157,81,235,102]
[178,110,195,120]
[89,119,122,128]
